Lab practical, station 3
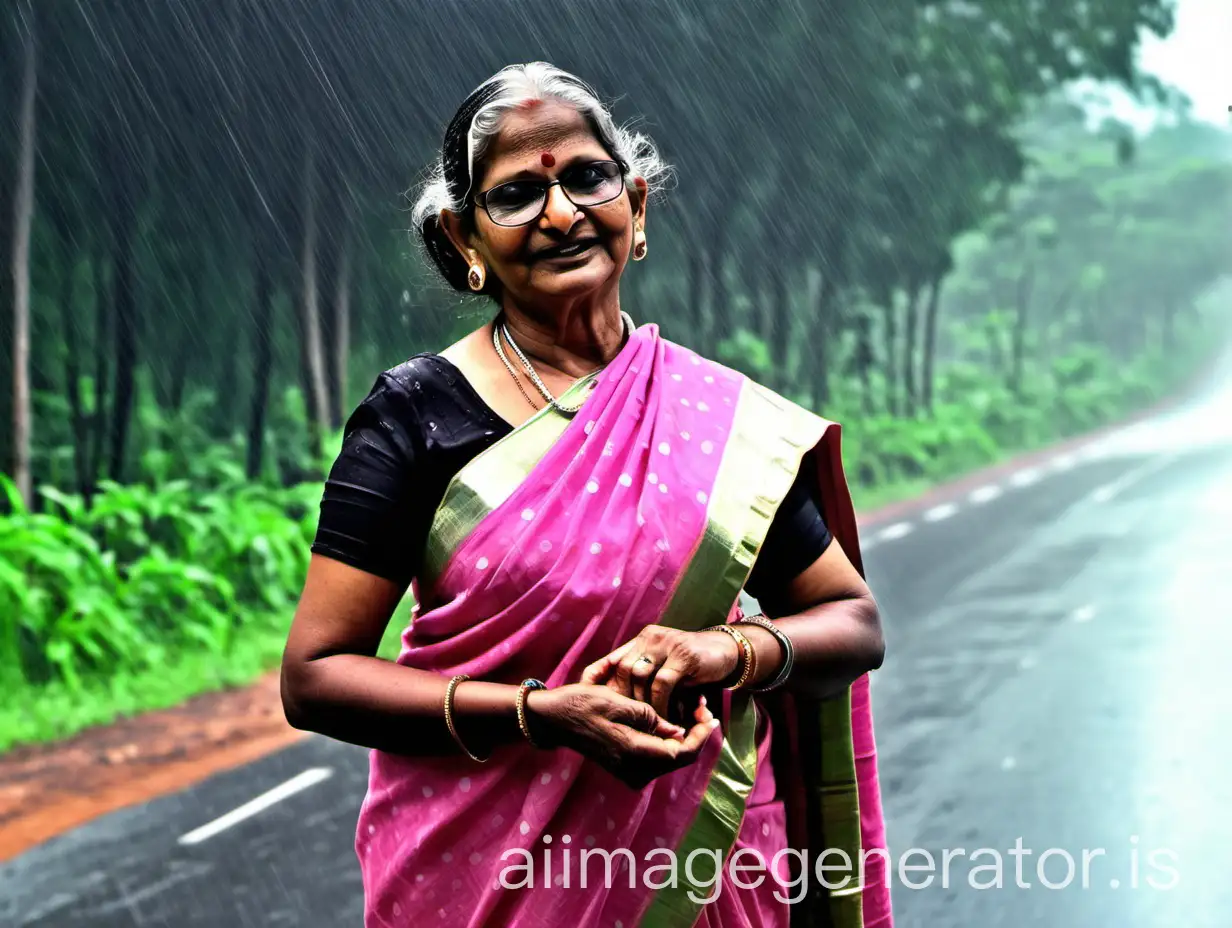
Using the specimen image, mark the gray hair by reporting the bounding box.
[410,62,673,294]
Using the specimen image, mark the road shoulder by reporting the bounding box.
[0,671,302,861]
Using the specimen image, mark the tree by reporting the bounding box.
[9,0,36,507]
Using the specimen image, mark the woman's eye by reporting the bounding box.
[489,183,538,206]
[569,167,605,190]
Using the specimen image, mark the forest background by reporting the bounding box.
[2,0,1229,750]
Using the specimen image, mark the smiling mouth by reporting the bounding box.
[536,240,599,261]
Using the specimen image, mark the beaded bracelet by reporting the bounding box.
[444,674,490,763]
[703,624,757,690]
[734,613,795,692]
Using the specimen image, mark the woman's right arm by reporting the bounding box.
[278,367,536,756]
[280,554,530,756]
[279,555,715,783]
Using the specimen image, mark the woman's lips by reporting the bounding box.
[535,240,599,262]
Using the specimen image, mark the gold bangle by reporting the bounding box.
[515,678,547,748]
[704,624,756,690]
[445,674,489,763]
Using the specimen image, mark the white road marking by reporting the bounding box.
[1089,452,1179,505]
[1010,468,1041,487]
[1001,756,1017,771]
[924,502,958,522]
[858,439,1177,549]
[178,767,334,846]
[1079,443,1107,460]
[1072,604,1097,623]
[878,522,914,541]
[969,485,1003,504]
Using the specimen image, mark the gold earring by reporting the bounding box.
[467,261,486,291]
[632,234,647,261]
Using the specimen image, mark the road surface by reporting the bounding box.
[4,365,1231,927]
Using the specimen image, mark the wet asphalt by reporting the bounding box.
[3,366,1231,928]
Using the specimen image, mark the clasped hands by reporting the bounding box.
[525,623,772,789]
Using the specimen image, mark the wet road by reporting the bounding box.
[4,369,1231,927]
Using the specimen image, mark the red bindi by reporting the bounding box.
[540,152,556,167]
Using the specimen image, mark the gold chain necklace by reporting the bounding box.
[492,311,633,414]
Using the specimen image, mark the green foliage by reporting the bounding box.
[812,299,1223,492]
[0,613,292,751]
[715,329,773,382]
[0,472,316,693]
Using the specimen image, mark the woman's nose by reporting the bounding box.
[540,185,581,231]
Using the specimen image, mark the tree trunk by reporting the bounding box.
[769,270,790,393]
[318,218,339,428]
[10,5,37,507]
[812,216,850,410]
[902,281,923,416]
[881,287,899,416]
[686,248,708,352]
[334,223,352,425]
[169,301,192,413]
[168,265,201,413]
[800,266,823,400]
[246,258,274,479]
[298,144,330,456]
[1041,280,1076,366]
[755,262,774,352]
[921,272,944,413]
[809,273,841,409]
[107,153,139,483]
[88,254,110,498]
[705,219,731,360]
[53,219,90,498]
[215,306,241,433]
[853,308,874,415]
[1010,265,1034,397]
[1081,286,1101,344]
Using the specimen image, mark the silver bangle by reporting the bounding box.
[735,613,794,692]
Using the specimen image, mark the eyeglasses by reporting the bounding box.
[473,160,626,227]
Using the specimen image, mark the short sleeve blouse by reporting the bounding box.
[310,356,832,610]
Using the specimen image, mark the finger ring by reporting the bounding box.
[634,655,655,667]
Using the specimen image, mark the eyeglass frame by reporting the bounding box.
[470,158,630,227]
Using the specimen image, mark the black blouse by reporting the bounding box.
[311,354,833,611]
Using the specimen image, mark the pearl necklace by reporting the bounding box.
[492,310,634,414]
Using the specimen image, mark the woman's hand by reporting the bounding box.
[579,625,744,720]
[525,683,718,790]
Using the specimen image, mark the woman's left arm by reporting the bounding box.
[739,538,885,700]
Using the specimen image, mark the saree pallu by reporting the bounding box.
[356,320,892,928]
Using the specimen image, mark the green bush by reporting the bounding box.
[0,472,316,692]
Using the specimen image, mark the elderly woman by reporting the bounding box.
[281,62,892,927]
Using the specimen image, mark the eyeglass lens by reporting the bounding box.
[482,161,623,226]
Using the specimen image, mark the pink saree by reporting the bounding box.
[356,319,892,928]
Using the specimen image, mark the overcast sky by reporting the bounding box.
[1083,0,1231,131]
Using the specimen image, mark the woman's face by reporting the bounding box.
[443,100,647,304]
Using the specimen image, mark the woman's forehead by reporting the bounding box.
[487,104,603,161]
